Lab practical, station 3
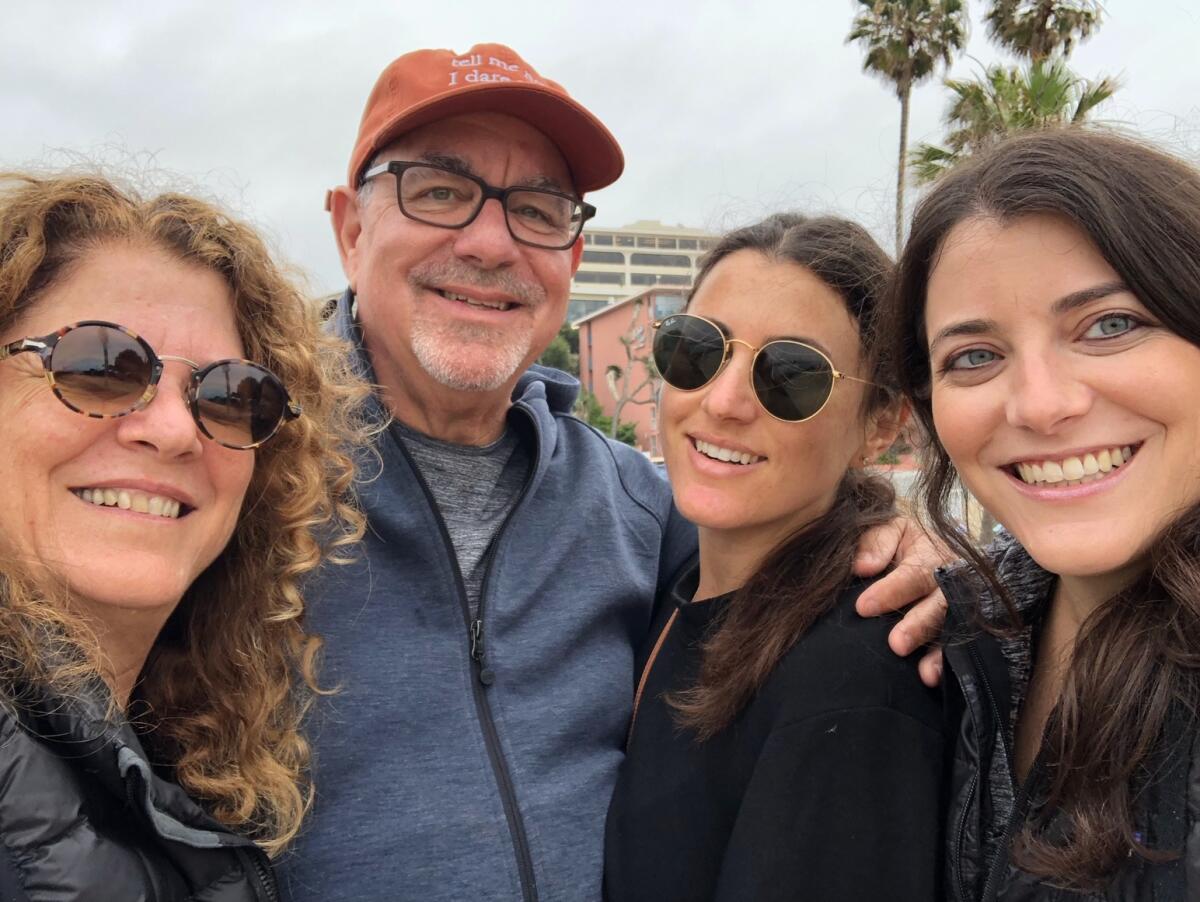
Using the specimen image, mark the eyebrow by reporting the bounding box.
[927,280,1133,354]
[710,317,836,359]
[415,152,570,194]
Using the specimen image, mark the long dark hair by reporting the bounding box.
[669,213,900,739]
[889,127,1200,887]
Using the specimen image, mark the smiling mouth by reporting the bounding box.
[72,488,189,519]
[693,437,763,466]
[1008,443,1141,487]
[436,288,515,312]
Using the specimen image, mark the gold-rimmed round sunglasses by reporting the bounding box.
[652,313,873,422]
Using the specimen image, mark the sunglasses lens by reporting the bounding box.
[50,324,153,415]
[653,315,727,390]
[753,342,835,421]
[195,362,289,449]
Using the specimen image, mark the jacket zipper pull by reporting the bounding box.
[470,619,495,686]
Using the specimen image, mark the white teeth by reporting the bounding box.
[1013,445,1138,487]
[74,488,184,519]
[694,439,761,466]
[1061,457,1085,481]
[441,289,513,312]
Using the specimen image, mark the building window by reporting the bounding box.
[678,238,698,250]
[698,239,716,251]
[658,274,691,286]
[637,236,656,247]
[656,237,677,249]
[581,250,625,265]
[593,234,614,246]
[653,294,686,319]
[616,235,635,246]
[631,273,656,286]
[631,252,691,268]
[574,270,625,284]
[583,234,592,244]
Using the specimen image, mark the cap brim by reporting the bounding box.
[357,82,624,194]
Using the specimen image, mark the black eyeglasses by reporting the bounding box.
[359,161,596,250]
[652,313,873,423]
[0,321,302,450]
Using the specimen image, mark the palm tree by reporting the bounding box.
[910,57,1117,182]
[985,0,1103,63]
[847,0,968,250]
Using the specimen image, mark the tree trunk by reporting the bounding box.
[896,83,911,253]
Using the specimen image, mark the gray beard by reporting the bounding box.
[407,260,549,393]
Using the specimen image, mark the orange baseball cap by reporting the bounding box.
[342,43,624,197]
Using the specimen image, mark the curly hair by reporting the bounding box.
[0,171,369,856]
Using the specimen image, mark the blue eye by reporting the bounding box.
[1084,313,1137,339]
[946,348,998,370]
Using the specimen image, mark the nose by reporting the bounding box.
[452,197,521,269]
[700,342,759,423]
[1005,350,1094,434]
[114,370,205,459]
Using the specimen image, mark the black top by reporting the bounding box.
[604,565,946,902]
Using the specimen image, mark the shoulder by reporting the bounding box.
[762,579,943,734]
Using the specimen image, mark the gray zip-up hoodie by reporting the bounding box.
[277,291,697,902]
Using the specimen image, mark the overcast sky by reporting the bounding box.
[4,1,1198,296]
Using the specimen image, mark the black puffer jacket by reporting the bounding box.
[0,681,277,902]
[938,538,1200,901]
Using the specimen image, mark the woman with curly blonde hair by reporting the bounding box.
[0,172,365,901]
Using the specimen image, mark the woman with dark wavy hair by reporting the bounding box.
[0,172,366,900]
[890,127,1200,899]
[604,213,945,901]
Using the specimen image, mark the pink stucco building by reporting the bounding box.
[573,287,688,454]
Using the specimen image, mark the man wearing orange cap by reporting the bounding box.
[279,44,945,902]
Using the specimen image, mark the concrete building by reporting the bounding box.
[567,220,717,322]
[574,286,688,454]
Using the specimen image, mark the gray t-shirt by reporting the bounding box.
[393,419,531,618]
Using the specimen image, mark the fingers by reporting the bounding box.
[917,647,944,689]
[855,559,939,617]
[852,518,906,576]
[883,589,948,657]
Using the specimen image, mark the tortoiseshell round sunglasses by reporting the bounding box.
[0,320,301,450]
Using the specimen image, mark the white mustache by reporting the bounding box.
[410,261,546,308]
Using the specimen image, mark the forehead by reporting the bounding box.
[927,214,1117,322]
[690,250,860,356]
[378,112,575,192]
[12,243,240,353]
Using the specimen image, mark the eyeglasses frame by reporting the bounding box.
[0,320,302,450]
[359,160,597,251]
[652,313,875,423]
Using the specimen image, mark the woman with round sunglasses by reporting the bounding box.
[604,214,945,901]
[891,128,1200,900]
[0,172,365,902]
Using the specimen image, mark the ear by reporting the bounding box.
[856,399,910,466]
[570,235,584,274]
[329,185,366,291]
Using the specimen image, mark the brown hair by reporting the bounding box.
[0,171,369,856]
[889,127,1200,887]
[668,213,900,738]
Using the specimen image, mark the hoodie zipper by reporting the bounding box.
[390,415,540,902]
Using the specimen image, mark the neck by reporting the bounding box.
[1053,563,1143,634]
[75,600,172,710]
[695,519,807,601]
[363,334,512,446]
